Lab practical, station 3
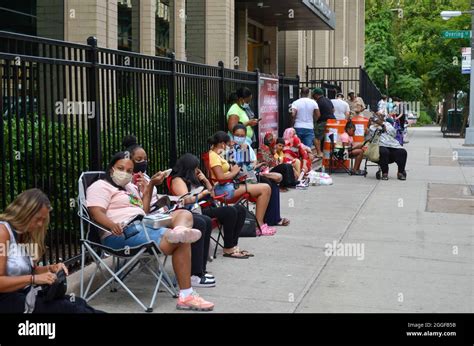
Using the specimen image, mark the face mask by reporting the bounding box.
[242,103,250,109]
[111,168,132,187]
[234,136,246,145]
[134,161,148,174]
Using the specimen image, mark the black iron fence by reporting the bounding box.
[303,66,382,112]
[0,31,298,265]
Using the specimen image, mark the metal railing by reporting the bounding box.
[303,66,382,111]
[0,31,299,265]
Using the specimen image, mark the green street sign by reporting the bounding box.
[442,30,472,39]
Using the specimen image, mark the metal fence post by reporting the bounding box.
[168,52,178,166]
[86,36,101,170]
[218,61,225,131]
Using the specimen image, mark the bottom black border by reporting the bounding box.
[0,313,473,345]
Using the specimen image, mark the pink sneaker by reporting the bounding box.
[257,224,276,236]
[164,226,201,244]
[176,292,214,311]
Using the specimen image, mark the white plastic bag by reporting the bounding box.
[308,171,333,186]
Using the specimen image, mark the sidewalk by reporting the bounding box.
[80,126,473,313]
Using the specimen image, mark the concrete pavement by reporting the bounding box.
[72,126,473,313]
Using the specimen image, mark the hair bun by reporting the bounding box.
[122,135,138,150]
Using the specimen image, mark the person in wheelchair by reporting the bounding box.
[340,121,366,176]
[369,113,408,181]
[86,152,215,311]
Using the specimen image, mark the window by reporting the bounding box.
[156,0,172,57]
[118,0,133,51]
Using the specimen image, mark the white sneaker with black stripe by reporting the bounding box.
[191,275,216,288]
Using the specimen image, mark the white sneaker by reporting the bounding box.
[191,275,216,288]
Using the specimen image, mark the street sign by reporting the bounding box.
[442,30,472,39]
[462,47,471,74]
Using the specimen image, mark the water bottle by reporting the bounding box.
[322,166,326,174]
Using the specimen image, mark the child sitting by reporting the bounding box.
[340,121,366,176]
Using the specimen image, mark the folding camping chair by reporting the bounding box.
[328,133,352,175]
[78,172,178,313]
[201,152,260,257]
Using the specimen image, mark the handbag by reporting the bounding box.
[364,130,381,162]
[238,208,258,238]
[40,269,67,302]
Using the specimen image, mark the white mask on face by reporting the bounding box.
[111,168,132,187]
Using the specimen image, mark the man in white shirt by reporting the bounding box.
[331,93,350,121]
[291,87,320,148]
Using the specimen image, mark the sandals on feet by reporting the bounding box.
[223,251,249,259]
[257,224,277,236]
[277,218,290,226]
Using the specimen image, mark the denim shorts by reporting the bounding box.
[214,183,236,200]
[295,128,315,148]
[102,222,167,250]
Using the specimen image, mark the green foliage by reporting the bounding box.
[366,0,471,112]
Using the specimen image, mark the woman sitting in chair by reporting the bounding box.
[0,189,102,313]
[340,121,366,176]
[230,125,290,227]
[123,136,215,288]
[207,131,276,236]
[86,152,214,311]
[369,113,408,181]
[169,153,252,259]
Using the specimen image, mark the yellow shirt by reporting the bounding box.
[274,151,284,164]
[209,150,230,181]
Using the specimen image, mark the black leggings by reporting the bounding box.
[258,175,282,226]
[0,291,103,313]
[271,163,297,187]
[202,205,246,249]
[191,214,212,277]
[379,146,408,174]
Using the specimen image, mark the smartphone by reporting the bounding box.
[132,173,140,184]
[163,168,173,178]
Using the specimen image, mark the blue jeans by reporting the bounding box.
[295,128,315,148]
[102,222,167,250]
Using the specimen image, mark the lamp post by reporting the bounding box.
[441,8,474,145]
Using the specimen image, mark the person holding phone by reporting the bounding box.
[227,88,258,145]
[123,136,216,288]
[87,151,215,311]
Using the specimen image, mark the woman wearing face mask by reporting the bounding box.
[227,88,258,144]
[208,131,276,236]
[86,152,215,311]
[231,125,290,227]
[122,136,217,288]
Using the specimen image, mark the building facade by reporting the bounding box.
[0,0,365,80]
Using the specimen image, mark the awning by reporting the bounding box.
[236,0,335,31]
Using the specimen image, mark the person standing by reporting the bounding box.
[290,87,320,148]
[312,88,335,159]
[331,93,351,121]
[347,90,366,117]
[377,95,389,118]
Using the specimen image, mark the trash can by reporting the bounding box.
[442,109,463,137]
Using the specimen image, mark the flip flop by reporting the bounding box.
[277,218,290,226]
[235,248,255,257]
[223,252,249,259]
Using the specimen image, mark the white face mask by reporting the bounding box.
[111,168,132,187]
